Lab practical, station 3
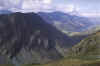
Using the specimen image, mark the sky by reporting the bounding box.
[0,0,100,17]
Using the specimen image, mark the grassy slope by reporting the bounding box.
[69,31,100,57]
[43,59,100,66]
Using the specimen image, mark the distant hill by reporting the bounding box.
[89,17,100,25]
[38,12,95,33]
[0,12,76,64]
[0,10,12,14]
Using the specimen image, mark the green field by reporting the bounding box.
[20,58,100,66]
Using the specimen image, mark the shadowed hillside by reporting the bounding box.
[0,12,76,64]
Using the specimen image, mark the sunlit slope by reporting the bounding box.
[69,31,100,59]
[43,59,100,66]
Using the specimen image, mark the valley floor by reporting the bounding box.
[43,59,100,66]
[21,58,100,66]
[0,58,100,66]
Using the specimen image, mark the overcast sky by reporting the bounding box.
[0,0,100,17]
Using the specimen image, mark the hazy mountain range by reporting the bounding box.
[38,12,96,33]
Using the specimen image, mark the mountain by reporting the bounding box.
[0,10,12,14]
[38,12,95,33]
[28,31,100,66]
[89,17,100,25]
[69,31,100,59]
[0,12,76,64]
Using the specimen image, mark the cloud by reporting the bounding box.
[80,12,100,17]
[43,0,52,4]
[54,4,74,13]
[19,0,53,12]
[0,0,23,11]
[0,0,75,13]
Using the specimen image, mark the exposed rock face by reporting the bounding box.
[0,12,75,64]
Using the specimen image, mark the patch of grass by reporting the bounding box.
[81,61,100,66]
[42,59,100,66]
[22,58,100,66]
[0,64,14,66]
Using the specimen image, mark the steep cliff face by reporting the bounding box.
[0,12,75,64]
[69,31,100,59]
